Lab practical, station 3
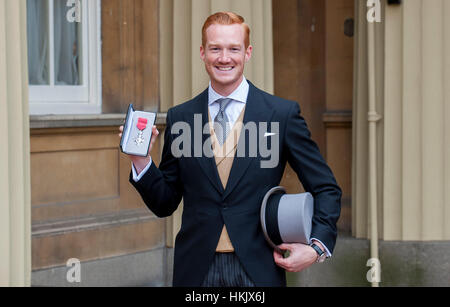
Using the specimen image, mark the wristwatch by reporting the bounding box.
[310,243,326,263]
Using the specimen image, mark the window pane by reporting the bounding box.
[54,0,82,85]
[27,0,49,85]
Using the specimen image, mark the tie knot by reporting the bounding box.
[216,98,233,112]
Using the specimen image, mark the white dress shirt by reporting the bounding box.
[130,76,331,257]
[207,76,248,128]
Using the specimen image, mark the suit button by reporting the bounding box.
[223,202,228,209]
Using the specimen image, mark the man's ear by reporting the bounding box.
[245,45,253,62]
[200,45,205,61]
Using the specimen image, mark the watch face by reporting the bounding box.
[317,254,326,263]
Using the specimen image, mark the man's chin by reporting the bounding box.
[210,75,242,87]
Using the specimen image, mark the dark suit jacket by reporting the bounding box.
[130,81,341,286]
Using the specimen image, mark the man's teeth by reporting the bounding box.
[217,67,233,71]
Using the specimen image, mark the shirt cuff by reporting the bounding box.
[131,158,152,182]
[310,238,332,258]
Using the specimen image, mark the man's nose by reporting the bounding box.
[218,50,231,62]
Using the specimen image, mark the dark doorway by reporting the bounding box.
[273,0,354,234]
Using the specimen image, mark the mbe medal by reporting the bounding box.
[134,117,148,146]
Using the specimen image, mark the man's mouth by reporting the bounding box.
[216,66,234,71]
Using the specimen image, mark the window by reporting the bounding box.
[27,0,101,115]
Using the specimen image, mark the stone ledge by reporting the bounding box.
[32,248,166,287]
[32,208,156,238]
[32,211,166,270]
[30,113,167,129]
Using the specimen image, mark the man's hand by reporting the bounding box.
[273,243,319,272]
[119,125,159,174]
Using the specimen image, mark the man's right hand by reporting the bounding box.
[119,125,160,175]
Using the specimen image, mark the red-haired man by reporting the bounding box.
[120,12,341,287]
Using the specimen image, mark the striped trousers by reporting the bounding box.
[201,253,255,287]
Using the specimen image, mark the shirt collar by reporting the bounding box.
[208,76,249,106]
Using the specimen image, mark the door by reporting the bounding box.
[273,0,353,234]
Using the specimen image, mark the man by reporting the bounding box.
[119,12,341,287]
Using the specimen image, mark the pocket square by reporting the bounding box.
[264,132,277,137]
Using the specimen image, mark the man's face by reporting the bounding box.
[200,24,252,95]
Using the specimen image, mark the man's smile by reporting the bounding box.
[215,66,234,71]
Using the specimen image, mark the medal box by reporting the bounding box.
[120,104,157,157]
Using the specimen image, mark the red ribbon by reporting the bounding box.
[137,117,148,131]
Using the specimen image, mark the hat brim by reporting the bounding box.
[260,186,286,252]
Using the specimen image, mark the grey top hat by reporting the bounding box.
[260,186,314,252]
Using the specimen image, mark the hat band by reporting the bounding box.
[265,192,284,246]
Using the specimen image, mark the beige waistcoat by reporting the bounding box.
[209,107,246,253]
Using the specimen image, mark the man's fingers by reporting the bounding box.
[150,126,159,146]
[273,249,282,258]
[275,259,290,271]
[273,249,290,269]
[150,137,156,148]
[277,244,293,252]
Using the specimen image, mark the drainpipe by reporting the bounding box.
[366,16,382,287]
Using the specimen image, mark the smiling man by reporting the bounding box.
[121,12,341,287]
[200,15,252,97]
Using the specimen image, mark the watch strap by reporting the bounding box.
[310,243,326,263]
[310,243,324,256]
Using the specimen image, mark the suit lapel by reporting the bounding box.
[190,82,275,198]
[192,89,225,195]
[222,82,275,200]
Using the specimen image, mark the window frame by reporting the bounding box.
[29,0,102,115]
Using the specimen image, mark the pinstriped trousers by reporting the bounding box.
[201,253,255,287]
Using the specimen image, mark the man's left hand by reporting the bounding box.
[273,243,319,272]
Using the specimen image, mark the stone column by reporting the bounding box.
[0,0,31,286]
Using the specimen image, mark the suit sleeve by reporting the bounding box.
[284,102,342,253]
[129,109,183,218]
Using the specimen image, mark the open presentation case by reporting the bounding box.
[120,104,157,157]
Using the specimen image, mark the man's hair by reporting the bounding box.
[202,12,250,49]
